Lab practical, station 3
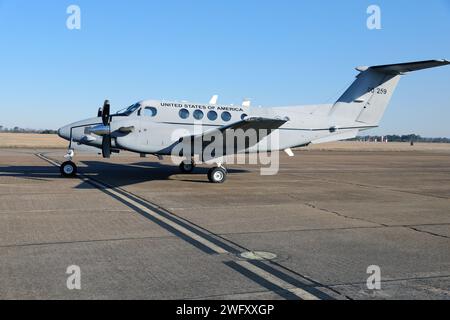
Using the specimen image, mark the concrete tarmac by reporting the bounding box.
[0,148,449,300]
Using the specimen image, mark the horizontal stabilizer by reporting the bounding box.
[311,129,359,145]
[365,59,450,75]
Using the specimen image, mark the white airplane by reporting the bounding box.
[58,59,449,183]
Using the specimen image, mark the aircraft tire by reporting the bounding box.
[60,161,77,178]
[208,167,227,184]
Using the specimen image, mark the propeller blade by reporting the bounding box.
[102,135,111,158]
[99,99,111,158]
[102,100,111,126]
[97,107,103,118]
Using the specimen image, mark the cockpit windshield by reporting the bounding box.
[115,103,141,116]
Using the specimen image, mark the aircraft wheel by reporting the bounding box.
[208,167,227,184]
[60,161,77,178]
[179,160,195,173]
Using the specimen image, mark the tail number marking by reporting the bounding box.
[368,87,388,95]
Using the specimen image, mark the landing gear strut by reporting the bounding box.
[179,159,228,183]
[60,149,77,178]
[207,166,227,184]
[179,159,196,174]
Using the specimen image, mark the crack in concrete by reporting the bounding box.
[299,174,450,201]
[408,226,450,240]
[287,193,386,227]
[288,194,450,240]
[303,202,387,227]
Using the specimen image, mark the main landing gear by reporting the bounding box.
[207,166,227,184]
[60,149,77,178]
[179,159,227,183]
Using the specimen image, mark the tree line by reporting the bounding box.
[355,134,450,143]
[0,126,57,134]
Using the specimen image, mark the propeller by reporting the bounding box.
[102,100,111,126]
[90,100,132,158]
[101,100,111,158]
[102,134,111,158]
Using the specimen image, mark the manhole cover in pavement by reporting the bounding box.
[240,251,277,261]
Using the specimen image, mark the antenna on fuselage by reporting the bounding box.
[242,98,251,108]
[209,95,219,105]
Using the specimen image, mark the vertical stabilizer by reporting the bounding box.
[328,59,450,127]
[329,69,400,126]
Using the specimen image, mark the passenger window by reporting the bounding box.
[207,111,218,121]
[179,108,190,119]
[221,111,232,122]
[143,107,158,117]
[193,110,204,120]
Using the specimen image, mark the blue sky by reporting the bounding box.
[0,0,449,136]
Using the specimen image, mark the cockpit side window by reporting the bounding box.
[142,106,158,117]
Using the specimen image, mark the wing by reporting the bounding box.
[175,117,288,159]
[201,117,287,136]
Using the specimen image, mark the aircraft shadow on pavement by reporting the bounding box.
[0,161,249,188]
[0,165,59,182]
[76,161,248,188]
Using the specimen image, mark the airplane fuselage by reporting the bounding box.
[58,99,365,156]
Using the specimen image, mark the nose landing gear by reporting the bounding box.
[60,149,77,178]
[60,161,77,177]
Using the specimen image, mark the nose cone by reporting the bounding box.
[58,125,71,141]
[57,117,103,144]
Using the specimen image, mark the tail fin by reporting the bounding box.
[329,59,450,127]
